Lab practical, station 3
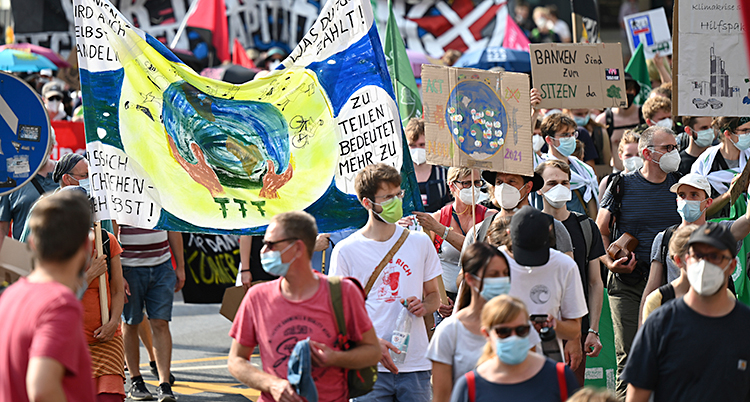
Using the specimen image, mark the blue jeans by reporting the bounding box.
[121,260,176,324]
[353,371,432,402]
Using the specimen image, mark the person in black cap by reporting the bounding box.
[500,206,588,371]
[594,72,645,172]
[623,222,750,402]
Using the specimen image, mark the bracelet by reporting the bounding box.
[442,226,450,239]
[588,328,600,337]
[240,269,251,273]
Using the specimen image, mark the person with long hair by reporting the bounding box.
[428,243,540,402]
[450,295,579,402]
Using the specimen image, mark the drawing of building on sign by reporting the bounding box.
[709,45,737,97]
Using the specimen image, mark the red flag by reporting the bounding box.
[232,38,255,69]
[503,14,530,52]
[50,121,86,161]
[185,0,229,62]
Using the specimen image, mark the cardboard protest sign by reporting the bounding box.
[675,0,750,116]
[74,0,421,235]
[530,43,626,110]
[624,8,672,59]
[422,65,531,176]
[0,236,32,285]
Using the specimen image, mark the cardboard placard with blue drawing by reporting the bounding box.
[421,65,531,176]
[624,8,672,59]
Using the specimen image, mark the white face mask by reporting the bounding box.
[543,184,571,209]
[410,147,427,165]
[687,258,731,296]
[46,100,61,114]
[495,183,523,210]
[458,186,488,205]
[654,118,673,128]
[268,60,282,70]
[622,156,644,172]
[654,149,680,173]
[532,135,545,153]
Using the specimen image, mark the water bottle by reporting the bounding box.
[390,300,412,364]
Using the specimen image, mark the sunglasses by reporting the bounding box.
[262,237,297,251]
[47,95,62,102]
[492,325,531,339]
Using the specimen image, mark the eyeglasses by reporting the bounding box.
[688,251,732,266]
[492,325,531,339]
[47,95,62,102]
[649,144,678,153]
[551,131,578,139]
[262,238,297,251]
[736,128,750,135]
[454,179,484,189]
[67,172,88,179]
[373,190,405,201]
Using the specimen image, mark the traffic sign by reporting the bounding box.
[0,71,51,196]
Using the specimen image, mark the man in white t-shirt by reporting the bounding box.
[501,206,588,370]
[330,163,441,402]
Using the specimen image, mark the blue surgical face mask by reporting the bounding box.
[555,136,577,157]
[733,133,750,151]
[573,115,590,127]
[693,128,715,148]
[495,335,530,365]
[77,178,91,195]
[677,198,705,223]
[473,275,511,301]
[261,241,297,276]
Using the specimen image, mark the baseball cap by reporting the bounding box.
[510,206,553,266]
[687,222,737,258]
[265,47,287,62]
[42,80,64,99]
[669,173,712,197]
[481,171,544,192]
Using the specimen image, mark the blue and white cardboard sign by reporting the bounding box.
[0,72,51,196]
[625,8,672,59]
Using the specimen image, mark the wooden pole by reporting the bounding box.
[471,170,477,242]
[94,222,109,326]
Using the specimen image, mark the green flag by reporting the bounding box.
[625,43,652,106]
[384,0,422,129]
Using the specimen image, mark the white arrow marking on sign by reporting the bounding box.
[0,94,18,135]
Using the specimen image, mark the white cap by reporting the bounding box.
[669,173,712,196]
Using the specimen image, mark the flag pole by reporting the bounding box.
[170,0,201,49]
[94,222,109,325]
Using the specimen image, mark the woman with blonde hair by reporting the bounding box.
[450,295,579,402]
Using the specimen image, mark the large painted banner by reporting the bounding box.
[676,0,750,116]
[75,0,420,235]
[27,0,515,62]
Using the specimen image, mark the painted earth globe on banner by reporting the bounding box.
[445,80,508,159]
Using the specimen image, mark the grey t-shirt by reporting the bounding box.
[650,220,737,282]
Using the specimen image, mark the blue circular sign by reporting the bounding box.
[0,71,51,196]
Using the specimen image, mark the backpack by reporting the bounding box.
[434,204,488,253]
[464,362,569,402]
[604,107,645,138]
[476,212,559,250]
[659,224,680,285]
[657,283,676,304]
[327,276,378,398]
[571,211,594,260]
[607,171,682,236]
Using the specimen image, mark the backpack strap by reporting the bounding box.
[605,108,614,138]
[476,213,496,244]
[657,283,676,304]
[660,224,679,284]
[607,172,624,235]
[364,230,409,295]
[327,276,347,340]
[30,176,45,196]
[465,371,476,402]
[573,212,593,260]
[556,362,568,402]
[433,205,454,253]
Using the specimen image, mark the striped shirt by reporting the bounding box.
[119,227,171,267]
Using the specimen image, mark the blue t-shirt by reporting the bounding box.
[450,358,579,402]
[0,173,58,239]
[622,298,750,401]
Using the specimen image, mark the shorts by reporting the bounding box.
[121,260,176,324]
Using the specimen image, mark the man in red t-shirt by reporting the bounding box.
[0,191,96,402]
[228,211,381,402]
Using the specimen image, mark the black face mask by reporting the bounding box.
[627,93,636,107]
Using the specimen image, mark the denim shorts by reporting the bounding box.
[352,371,432,402]
[121,260,176,324]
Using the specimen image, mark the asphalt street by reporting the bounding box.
[127,292,261,401]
